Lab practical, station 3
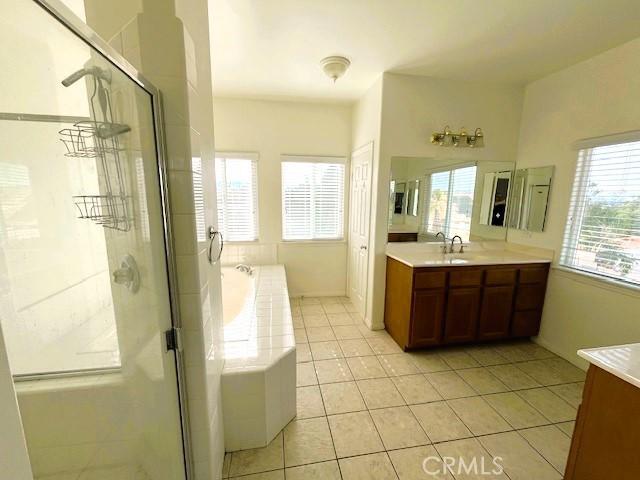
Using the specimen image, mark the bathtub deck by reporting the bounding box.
[220,265,297,451]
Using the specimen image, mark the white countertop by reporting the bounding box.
[578,343,640,388]
[386,242,552,268]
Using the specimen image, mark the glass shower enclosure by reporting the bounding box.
[0,1,189,478]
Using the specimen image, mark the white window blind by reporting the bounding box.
[423,165,477,241]
[560,140,640,286]
[215,153,259,242]
[282,157,345,241]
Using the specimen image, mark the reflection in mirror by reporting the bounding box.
[479,171,512,227]
[394,182,406,214]
[388,156,515,243]
[407,180,419,217]
[508,166,554,232]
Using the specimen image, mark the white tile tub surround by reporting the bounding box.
[221,265,297,451]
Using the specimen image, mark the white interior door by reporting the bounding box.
[348,142,373,317]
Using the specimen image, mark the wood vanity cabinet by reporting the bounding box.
[564,365,640,480]
[388,232,418,242]
[384,257,549,350]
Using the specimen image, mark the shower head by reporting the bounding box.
[61,66,111,87]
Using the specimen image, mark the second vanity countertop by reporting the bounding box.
[386,242,553,268]
[578,343,640,389]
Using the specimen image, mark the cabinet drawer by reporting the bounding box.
[449,269,483,287]
[414,270,446,289]
[519,267,548,284]
[485,268,517,286]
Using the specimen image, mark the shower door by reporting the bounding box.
[0,1,188,479]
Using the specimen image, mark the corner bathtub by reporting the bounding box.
[220,265,296,451]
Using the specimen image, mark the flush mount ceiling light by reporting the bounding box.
[431,126,484,148]
[320,56,351,82]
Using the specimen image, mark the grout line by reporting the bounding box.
[293,309,577,478]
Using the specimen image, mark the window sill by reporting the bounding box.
[280,239,347,245]
[552,265,640,296]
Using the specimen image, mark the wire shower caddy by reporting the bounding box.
[59,70,132,232]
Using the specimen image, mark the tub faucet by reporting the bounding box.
[450,235,464,254]
[235,264,254,276]
[435,232,447,254]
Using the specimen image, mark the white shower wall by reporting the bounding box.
[0,122,118,376]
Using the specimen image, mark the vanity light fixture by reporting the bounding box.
[431,126,484,148]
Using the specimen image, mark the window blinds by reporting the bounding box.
[449,166,477,240]
[282,157,345,241]
[215,154,259,242]
[560,140,640,285]
[423,165,477,241]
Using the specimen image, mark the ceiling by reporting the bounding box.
[210,0,640,102]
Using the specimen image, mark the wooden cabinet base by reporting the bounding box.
[564,365,640,480]
[384,257,549,349]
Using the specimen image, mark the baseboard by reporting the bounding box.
[289,291,347,299]
[533,335,589,371]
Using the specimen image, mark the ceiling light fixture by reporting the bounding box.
[320,56,351,83]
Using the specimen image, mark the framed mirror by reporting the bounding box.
[388,156,515,242]
[507,166,554,232]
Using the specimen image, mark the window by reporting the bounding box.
[423,165,477,241]
[560,138,640,286]
[282,156,346,241]
[215,153,259,242]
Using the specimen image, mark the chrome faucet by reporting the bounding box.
[235,264,254,276]
[450,235,464,254]
[435,232,448,254]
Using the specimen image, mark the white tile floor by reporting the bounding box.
[223,297,585,480]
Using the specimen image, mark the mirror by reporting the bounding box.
[507,166,554,232]
[388,156,515,242]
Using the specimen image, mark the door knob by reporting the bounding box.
[360,245,367,250]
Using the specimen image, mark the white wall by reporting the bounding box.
[365,73,524,328]
[212,97,353,297]
[509,37,640,366]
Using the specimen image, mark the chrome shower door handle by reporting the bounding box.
[207,226,224,265]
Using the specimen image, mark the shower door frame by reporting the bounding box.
[32,0,194,478]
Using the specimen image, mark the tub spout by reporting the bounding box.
[235,264,254,276]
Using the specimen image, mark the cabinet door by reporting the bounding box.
[515,284,546,310]
[511,310,543,337]
[443,287,481,344]
[478,285,515,340]
[410,289,445,347]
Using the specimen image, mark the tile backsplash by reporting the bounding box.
[221,243,278,266]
